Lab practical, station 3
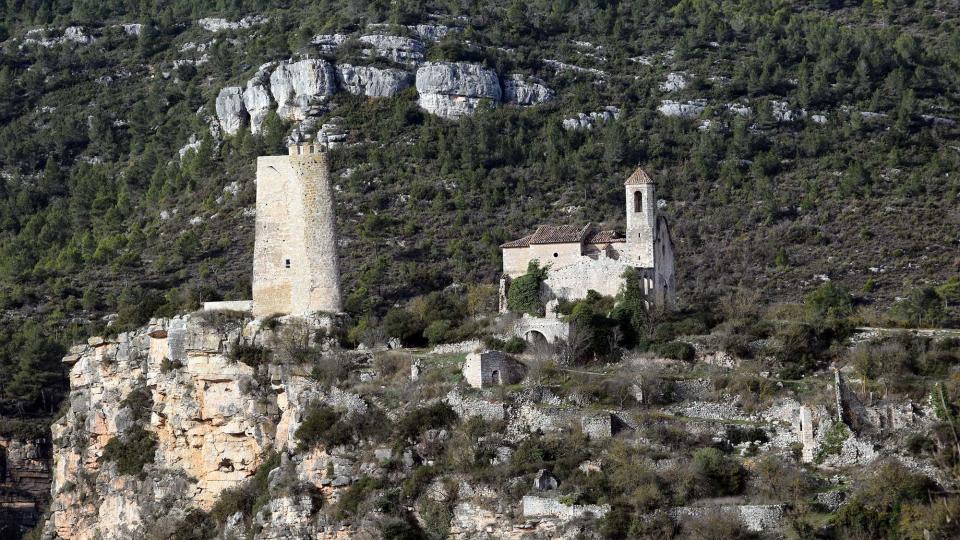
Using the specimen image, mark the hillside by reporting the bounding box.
[0,0,959,536]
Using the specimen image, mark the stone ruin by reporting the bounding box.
[461,351,526,389]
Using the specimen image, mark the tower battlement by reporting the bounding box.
[287,142,325,156]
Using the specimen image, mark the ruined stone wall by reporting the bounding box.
[543,252,628,300]
[652,215,676,307]
[252,146,341,317]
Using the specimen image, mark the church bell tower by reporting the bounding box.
[624,166,656,268]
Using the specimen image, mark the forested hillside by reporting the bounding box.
[0,0,959,425]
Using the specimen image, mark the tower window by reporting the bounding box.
[284,259,291,268]
[634,191,643,213]
[553,252,559,258]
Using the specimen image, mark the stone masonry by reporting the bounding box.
[252,143,342,317]
[461,351,526,388]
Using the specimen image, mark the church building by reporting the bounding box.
[499,167,675,311]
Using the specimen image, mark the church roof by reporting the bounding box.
[624,166,654,185]
[500,223,624,248]
[585,229,625,243]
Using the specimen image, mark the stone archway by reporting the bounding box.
[525,330,548,344]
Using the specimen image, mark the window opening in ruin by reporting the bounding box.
[491,369,501,385]
[285,259,291,269]
[553,252,559,257]
[634,191,642,212]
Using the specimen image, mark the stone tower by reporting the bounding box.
[624,167,657,267]
[252,143,342,317]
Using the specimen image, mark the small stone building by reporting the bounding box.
[462,351,526,388]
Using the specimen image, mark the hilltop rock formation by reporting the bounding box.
[416,62,501,119]
[270,59,338,121]
[336,64,413,98]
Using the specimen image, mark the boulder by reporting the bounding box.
[269,59,337,121]
[336,64,413,98]
[215,87,247,136]
[561,106,620,130]
[243,63,276,133]
[657,99,706,118]
[415,62,501,119]
[502,74,554,105]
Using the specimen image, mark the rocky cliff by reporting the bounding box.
[40,312,953,539]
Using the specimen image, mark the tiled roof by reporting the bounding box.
[530,224,590,244]
[585,229,625,243]
[500,233,535,248]
[500,224,593,248]
[625,166,654,185]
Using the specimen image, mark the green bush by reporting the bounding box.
[101,424,157,477]
[230,342,271,367]
[503,336,527,354]
[654,341,695,361]
[295,405,355,450]
[395,402,458,443]
[507,261,548,316]
[692,447,744,497]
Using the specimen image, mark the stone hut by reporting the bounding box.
[462,350,526,389]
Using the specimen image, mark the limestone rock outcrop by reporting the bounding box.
[336,64,413,98]
[270,59,338,121]
[502,74,554,105]
[561,106,620,130]
[215,87,248,136]
[358,34,426,64]
[243,63,276,133]
[43,315,366,540]
[415,62,501,119]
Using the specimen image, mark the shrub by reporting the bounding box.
[208,452,280,525]
[805,282,853,319]
[654,341,695,361]
[503,336,527,354]
[507,261,548,316]
[834,462,935,538]
[230,342,271,367]
[335,476,382,519]
[295,405,355,449]
[395,402,457,442]
[101,424,157,477]
[814,422,850,464]
[692,447,744,497]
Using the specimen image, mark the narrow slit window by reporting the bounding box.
[284,259,291,269]
[634,191,643,212]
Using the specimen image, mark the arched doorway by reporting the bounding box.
[491,369,501,385]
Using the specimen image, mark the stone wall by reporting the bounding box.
[543,252,629,300]
[252,144,341,317]
[521,495,610,520]
[668,504,784,532]
[511,315,570,343]
[652,215,676,307]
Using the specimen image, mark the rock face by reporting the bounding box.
[336,64,413,98]
[415,62,501,119]
[270,59,338,121]
[502,74,554,105]
[243,63,276,133]
[197,16,267,32]
[358,34,426,64]
[215,87,247,136]
[0,435,51,535]
[43,315,369,540]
